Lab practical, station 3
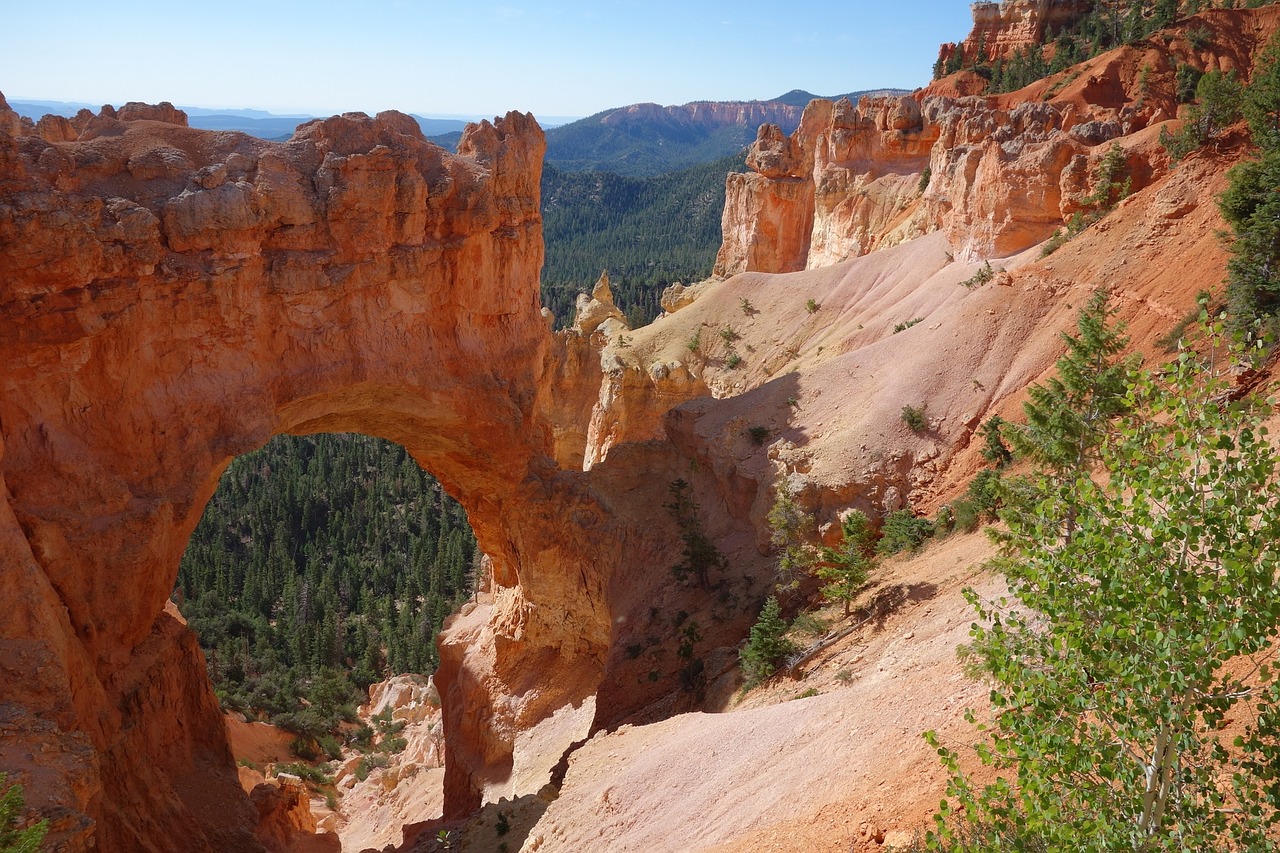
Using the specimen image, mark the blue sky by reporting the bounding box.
[2,1,973,120]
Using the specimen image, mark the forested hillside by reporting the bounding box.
[540,153,746,327]
[175,434,475,737]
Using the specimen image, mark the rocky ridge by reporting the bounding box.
[715,6,1280,276]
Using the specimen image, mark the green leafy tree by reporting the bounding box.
[0,775,46,853]
[739,596,796,688]
[817,511,877,617]
[767,483,816,586]
[928,322,1280,851]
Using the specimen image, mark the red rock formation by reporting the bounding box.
[938,0,1090,69]
[716,13,1277,274]
[0,96,659,850]
[250,775,331,853]
[714,95,936,276]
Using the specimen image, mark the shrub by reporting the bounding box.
[739,596,796,688]
[317,734,342,761]
[686,329,702,352]
[720,326,740,344]
[726,352,743,369]
[965,468,1002,520]
[960,261,996,289]
[1039,227,1071,257]
[275,762,334,788]
[934,504,955,537]
[747,425,770,445]
[1161,69,1243,161]
[893,317,925,333]
[901,404,928,433]
[289,737,320,761]
[950,498,982,534]
[740,297,755,315]
[1176,63,1203,104]
[877,510,934,555]
[1079,143,1130,213]
[665,479,727,589]
[806,298,819,313]
[917,166,932,194]
[979,415,1013,467]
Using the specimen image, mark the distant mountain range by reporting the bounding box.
[12,90,908,175]
[540,89,910,177]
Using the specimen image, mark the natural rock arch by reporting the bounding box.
[0,100,659,850]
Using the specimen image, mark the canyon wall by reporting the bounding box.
[0,95,697,850]
[713,5,1279,276]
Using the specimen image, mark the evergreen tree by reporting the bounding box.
[816,511,876,617]
[739,596,796,688]
[1222,32,1280,335]
[1006,291,1134,497]
[767,483,817,587]
[664,479,726,590]
[175,433,477,737]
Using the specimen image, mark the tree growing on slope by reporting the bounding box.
[739,596,797,688]
[1223,32,1280,337]
[768,481,817,588]
[928,315,1280,851]
[817,510,876,617]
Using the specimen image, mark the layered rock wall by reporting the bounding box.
[714,79,1176,272]
[938,0,1090,68]
[598,99,808,136]
[713,95,936,276]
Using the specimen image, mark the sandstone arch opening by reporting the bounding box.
[176,430,488,849]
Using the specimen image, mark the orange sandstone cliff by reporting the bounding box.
[0,96,728,850]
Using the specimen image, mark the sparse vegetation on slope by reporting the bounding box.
[0,774,46,853]
[937,1,1280,93]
